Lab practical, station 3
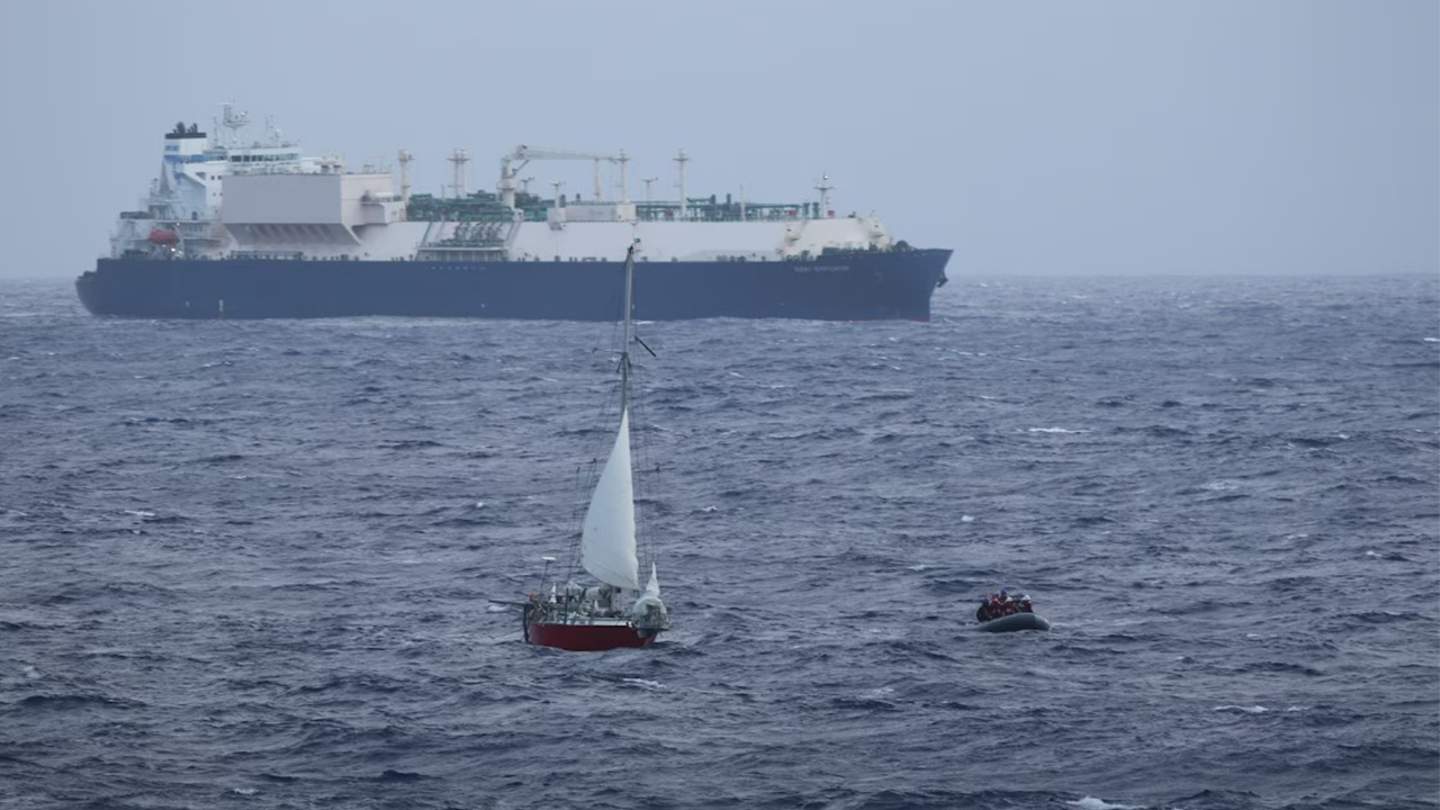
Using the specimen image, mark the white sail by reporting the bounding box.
[580,408,641,591]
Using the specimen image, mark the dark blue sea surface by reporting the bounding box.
[1,274,1437,809]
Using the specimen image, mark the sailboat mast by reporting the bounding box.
[620,243,635,415]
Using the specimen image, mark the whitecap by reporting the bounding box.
[621,678,665,690]
[473,501,485,509]
[1424,337,1438,343]
[1067,798,1143,810]
[485,604,511,613]
[1214,704,1269,713]
[1027,427,1084,434]
[231,787,257,796]
[960,515,974,522]
[123,510,155,518]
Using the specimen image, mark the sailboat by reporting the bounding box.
[522,241,671,651]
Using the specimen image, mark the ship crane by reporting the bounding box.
[499,145,628,209]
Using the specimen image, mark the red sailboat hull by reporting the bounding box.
[526,620,661,651]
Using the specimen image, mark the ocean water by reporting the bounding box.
[1,274,1437,810]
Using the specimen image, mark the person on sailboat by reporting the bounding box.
[591,584,620,617]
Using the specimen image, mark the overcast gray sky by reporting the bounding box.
[0,0,1434,280]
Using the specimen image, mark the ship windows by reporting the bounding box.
[229,154,293,163]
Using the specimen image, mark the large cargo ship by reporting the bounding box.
[76,106,951,321]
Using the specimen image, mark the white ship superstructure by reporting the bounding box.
[110,107,899,266]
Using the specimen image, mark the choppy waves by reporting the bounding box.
[1,274,1437,809]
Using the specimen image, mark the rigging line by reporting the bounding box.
[564,457,595,581]
[563,282,632,585]
[629,354,663,571]
[631,362,650,559]
[564,375,616,582]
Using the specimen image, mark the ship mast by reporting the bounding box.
[674,149,689,218]
[219,102,249,149]
[815,173,834,218]
[618,149,630,203]
[398,150,414,205]
[620,242,636,415]
[448,149,470,199]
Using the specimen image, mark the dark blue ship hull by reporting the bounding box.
[75,249,951,321]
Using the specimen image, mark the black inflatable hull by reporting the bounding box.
[975,613,1051,633]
